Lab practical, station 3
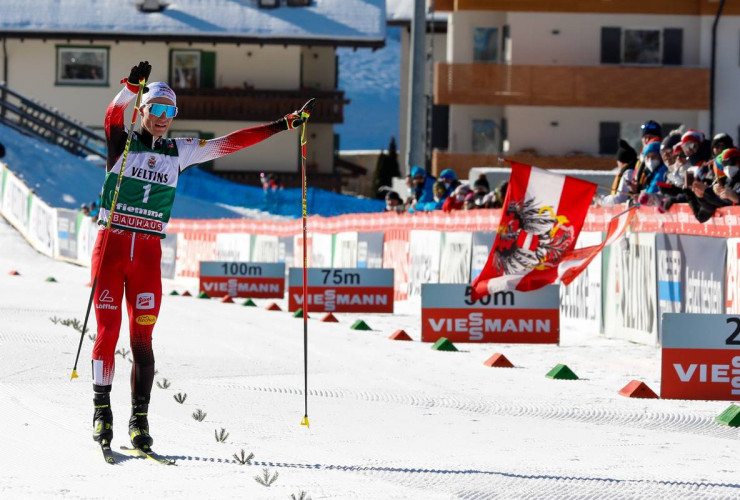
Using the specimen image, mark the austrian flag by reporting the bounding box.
[470,162,597,300]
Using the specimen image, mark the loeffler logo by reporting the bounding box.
[96,289,117,310]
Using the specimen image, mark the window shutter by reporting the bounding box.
[200,52,216,89]
[663,29,683,66]
[601,27,621,64]
[599,121,620,155]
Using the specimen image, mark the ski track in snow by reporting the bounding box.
[1,216,739,499]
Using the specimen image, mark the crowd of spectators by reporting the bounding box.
[81,193,101,221]
[383,165,508,214]
[596,120,738,223]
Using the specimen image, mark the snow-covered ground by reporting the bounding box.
[1,217,739,499]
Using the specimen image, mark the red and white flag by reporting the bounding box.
[470,162,597,300]
[557,206,637,285]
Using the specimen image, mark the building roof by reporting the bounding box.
[386,0,447,24]
[0,0,386,47]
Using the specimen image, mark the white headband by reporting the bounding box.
[141,82,177,106]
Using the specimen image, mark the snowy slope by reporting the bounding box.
[1,217,739,499]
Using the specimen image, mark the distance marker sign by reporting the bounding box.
[199,262,285,298]
[421,284,560,343]
[288,268,394,313]
[661,313,740,401]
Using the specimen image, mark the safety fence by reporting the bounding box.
[3,159,740,346]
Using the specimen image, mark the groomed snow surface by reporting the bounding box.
[0,217,738,499]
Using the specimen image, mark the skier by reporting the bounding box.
[91,61,312,455]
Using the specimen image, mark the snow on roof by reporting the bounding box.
[0,0,386,45]
[386,0,447,23]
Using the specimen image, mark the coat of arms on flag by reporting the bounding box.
[470,161,598,300]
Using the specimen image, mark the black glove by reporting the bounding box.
[284,98,316,130]
[125,61,152,91]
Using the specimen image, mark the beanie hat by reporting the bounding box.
[439,169,457,182]
[712,132,734,150]
[410,165,426,179]
[616,139,637,164]
[473,174,490,191]
[681,130,704,146]
[642,140,661,159]
[385,190,401,202]
[433,181,447,194]
[142,82,177,106]
[660,133,681,153]
[641,120,662,137]
[721,147,740,164]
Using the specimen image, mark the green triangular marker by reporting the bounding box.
[546,364,579,380]
[716,404,740,427]
[45,276,57,282]
[242,298,257,307]
[350,319,371,331]
[169,290,179,296]
[293,308,309,318]
[431,337,457,351]
[197,291,210,299]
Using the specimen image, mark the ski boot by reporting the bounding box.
[92,391,113,444]
[129,395,154,451]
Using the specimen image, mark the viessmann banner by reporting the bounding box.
[421,284,560,344]
[199,262,285,298]
[661,313,740,401]
[288,268,394,313]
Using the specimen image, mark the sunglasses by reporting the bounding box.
[146,103,178,118]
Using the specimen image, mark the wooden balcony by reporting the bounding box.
[451,0,740,15]
[432,150,615,179]
[435,63,709,110]
[175,88,347,123]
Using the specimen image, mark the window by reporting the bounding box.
[170,50,201,89]
[56,46,109,86]
[599,122,620,155]
[623,29,661,65]
[472,119,497,154]
[473,27,498,63]
[601,28,682,66]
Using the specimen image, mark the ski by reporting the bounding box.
[120,446,176,466]
[99,441,116,464]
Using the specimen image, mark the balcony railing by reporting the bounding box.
[432,150,616,179]
[175,88,347,123]
[435,63,709,110]
[451,0,732,15]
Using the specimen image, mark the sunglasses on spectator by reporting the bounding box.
[146,103,178,118]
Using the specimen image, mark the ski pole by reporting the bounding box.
[299,98,315,428]
[70,78,147,381]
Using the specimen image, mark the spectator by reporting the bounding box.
[472,174,490,196]
[416,181,448,211]
[463,191,477,210]
[640,120,663,149]
[657,141,691,213]
[81,204,91,216]
[260,172,282,211]
[492,180,508,208]
[606,139,638,201]
[680,130,712,172]
[384,190,404,213]
[686,148,740,222]
[442,184,471,212]
[660,132,682,168]
[408,165,436,212]
[438,169,461,194]
[711,132,734,158]
[639,140,668,194]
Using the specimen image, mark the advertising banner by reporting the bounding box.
[174,231,216,278]
[471,232,495,281]
[408,230,441,297]
[439,232,472,284]
[332,231,358,268]
[56,209,79,260]
[421,284,560,344]
[252,234,279,263]
[357,232,384,269]
[288,268,394,313]
[215,233,252,261]
[559,232,602,335]
[27,196,57,258]
[160,233,178,279]
[383,229,410,301]
[1,170,31,233]
[661,313,740,401]
[310,232,333,268]
[76,216,99,265]
[199,262,285,298]
[603,232,658,345]
[727,238,740,314]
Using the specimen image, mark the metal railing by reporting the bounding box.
[0,83,106,158]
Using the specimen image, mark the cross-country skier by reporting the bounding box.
[91,61,312,453]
